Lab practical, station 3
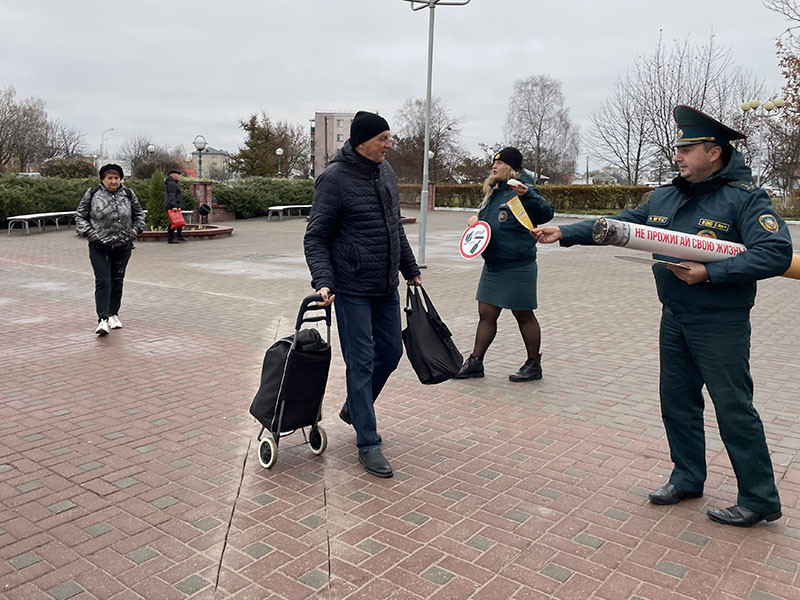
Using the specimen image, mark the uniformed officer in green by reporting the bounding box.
[534,105,794,527]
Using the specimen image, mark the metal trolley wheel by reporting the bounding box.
[308,425,327,455]
[258,436,278,469]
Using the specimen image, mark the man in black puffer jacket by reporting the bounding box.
[304,111,421,478]
[164,169,185,243]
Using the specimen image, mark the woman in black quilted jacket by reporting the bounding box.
[75,164,145,336]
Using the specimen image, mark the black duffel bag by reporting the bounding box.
[402,285,463,385]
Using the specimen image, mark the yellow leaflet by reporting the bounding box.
[507,196,534,231]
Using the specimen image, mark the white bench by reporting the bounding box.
[7,211,76,235]
[267,205,312,221]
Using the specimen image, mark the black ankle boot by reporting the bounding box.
[454,356,484,379]
[509,354,542,382]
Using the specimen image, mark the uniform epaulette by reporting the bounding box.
[726,181,757,192]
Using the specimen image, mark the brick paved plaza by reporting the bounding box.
[1,210,800,600]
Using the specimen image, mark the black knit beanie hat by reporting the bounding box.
[350,111,390,147]
[493,147,523,171]
[99,163,124,179]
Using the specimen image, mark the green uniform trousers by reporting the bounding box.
[659,305,780,514]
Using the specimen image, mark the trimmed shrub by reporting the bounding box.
[537,185,652,213]
[400,183,651,213]
[40,157,97,178]
[398,183,484,208]
[0,177,97,223]
[3,177,796,225]
[212,177,314,218]
[774,193,800,219]
[0,176,195,224]
[146,171,168,231]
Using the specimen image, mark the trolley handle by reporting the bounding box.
[296,294,332,330]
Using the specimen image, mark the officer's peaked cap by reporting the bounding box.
[673,105,746,147]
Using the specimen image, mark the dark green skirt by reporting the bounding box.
[476,261,538,310]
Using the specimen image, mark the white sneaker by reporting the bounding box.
[95,319,110,336]
[108,315,123,329]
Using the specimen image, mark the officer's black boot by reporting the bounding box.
[509,354,542,382]
[454,356,484,379]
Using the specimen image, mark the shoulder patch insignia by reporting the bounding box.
[647,215,669,225]
[758,214,779,234]
[728,181,756,192]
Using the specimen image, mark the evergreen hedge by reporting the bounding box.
[0,176,195,225]
[399,183,652,213]
[212,177,314,218]
[146,171,169,231]
[3,176,798,224]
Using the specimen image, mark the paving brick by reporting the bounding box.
[2,214,799,599]
[45,579,84,600]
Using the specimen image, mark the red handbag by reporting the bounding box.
[168,208,186,228]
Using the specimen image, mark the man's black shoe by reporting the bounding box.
[707,505,782,527]
[509,355,542,382]
[177,237,187,243]
[358,448,393,478]
[168,240,180,244]
[339,405,352,425]
[454,356,484,379]
[647,483,702,505]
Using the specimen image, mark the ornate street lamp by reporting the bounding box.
[193,135,207,179]
[276,147,284,176]
[741,97,786,188]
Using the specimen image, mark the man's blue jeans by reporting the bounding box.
[334,291,403,450]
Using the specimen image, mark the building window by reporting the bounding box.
[336,134,344,142]
[337,119,344,127]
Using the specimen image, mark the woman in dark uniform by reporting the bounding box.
[454,147,554,381]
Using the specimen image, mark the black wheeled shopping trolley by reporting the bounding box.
[249,294,332,469]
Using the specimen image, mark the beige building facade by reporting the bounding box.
[311,111,355,178]
[190,146,232,180]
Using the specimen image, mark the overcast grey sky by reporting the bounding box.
[0,0,792,165]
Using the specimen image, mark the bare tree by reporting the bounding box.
[587,74,650,184]
[634,34,764,168]
[505,75,579,183]
[0,86,16,172]
[391,97,463,183]
[765,0,800,34]
[118,134,156,171]
[9,95,50,172]
[763,1,800,195]
[45,119,87,158]
[588,34,764,184]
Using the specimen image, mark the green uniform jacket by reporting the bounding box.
[478,170,554,271]
[560,149,794,311]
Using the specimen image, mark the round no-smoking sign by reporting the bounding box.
[459,221,491,259]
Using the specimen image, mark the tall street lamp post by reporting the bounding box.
[99,127,115,170]
[193,135,207,179]
[741,97,786,188]
[276,147,284,176]
[402,0,471,268]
